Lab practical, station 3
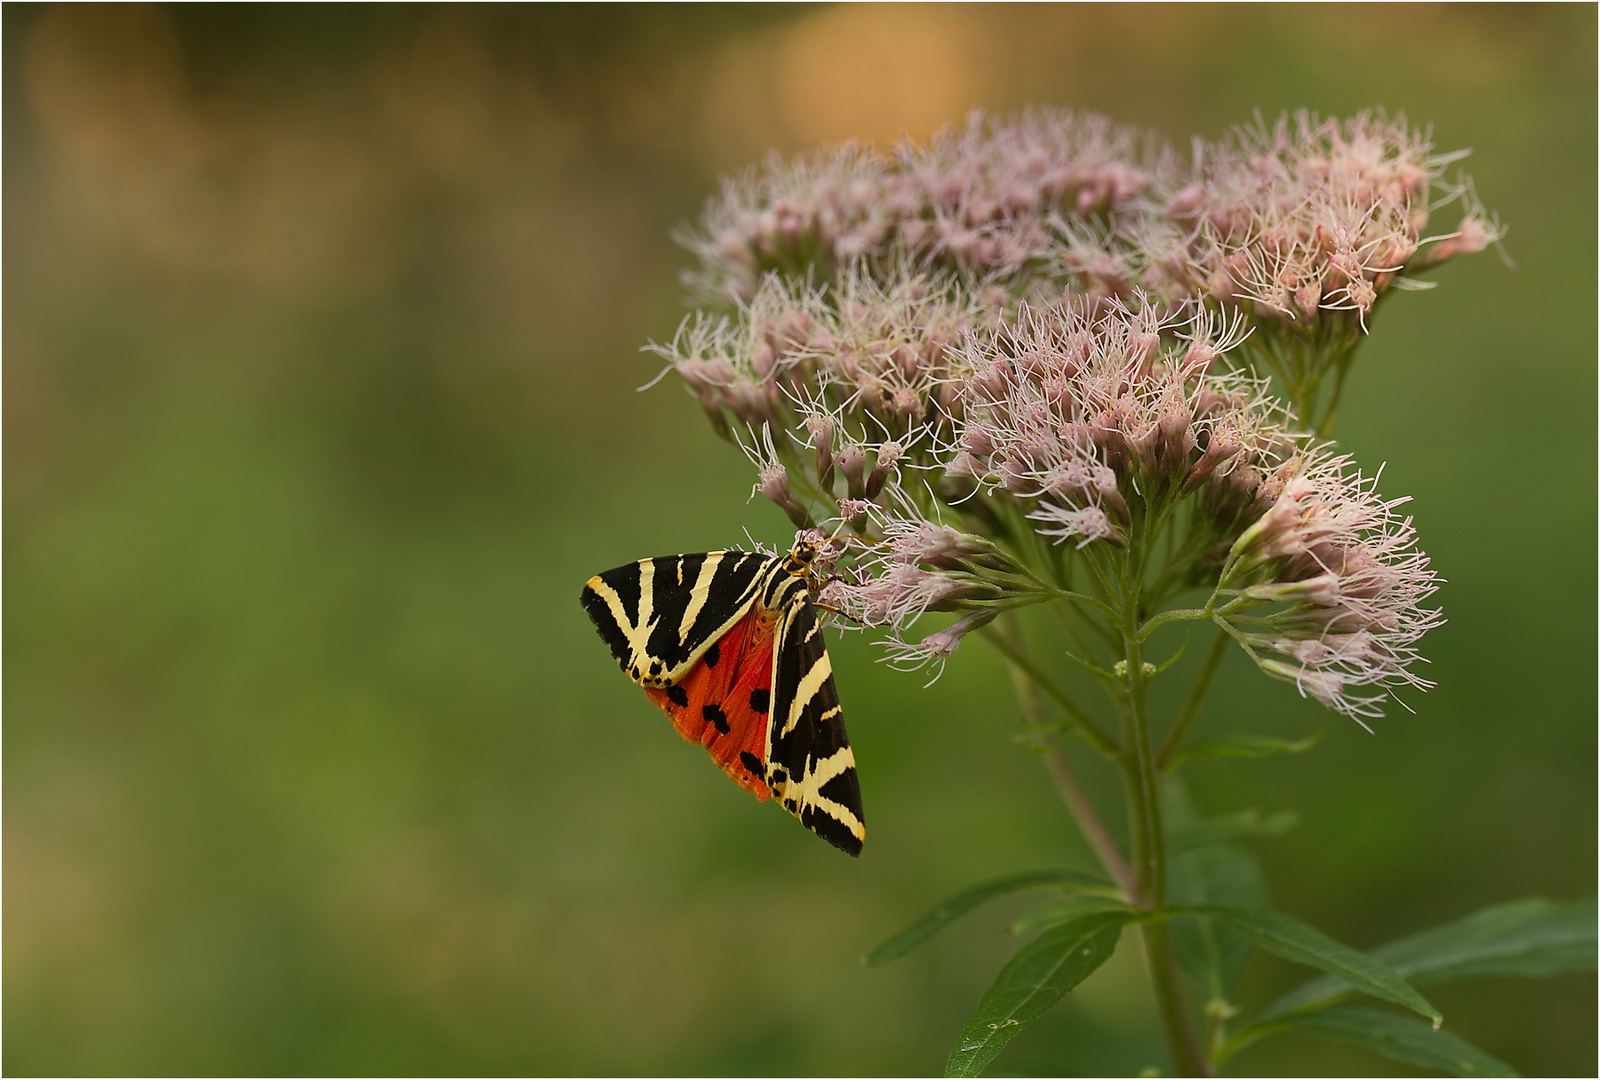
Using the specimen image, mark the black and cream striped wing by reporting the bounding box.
[763,588,866,857]
[580,550,779,688]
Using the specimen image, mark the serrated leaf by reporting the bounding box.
[1276,1005,1517,1077]
[1176,905,1441,1026]
[1168,845,1267,1003]
[1009,894,1134,936]
[1168,808,1300,854]
[1263,897,1597,1019]
[1167,731,1322,769]
[944,913,1129,1077]
[865,869,1108,967]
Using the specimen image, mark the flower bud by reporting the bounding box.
[1257,659,1353,715]
[806,415,836,491]
[696,393,730,439]
[880,610,999,679]
[891,523,996,570]
[837,444,869,499]
[724,380,772,426]
[998,458,1033,494]
[1181,431,1242,495]
[837,497,872,529]
[866,441,902,499]
[759,464,814,529]
[960,423,995,459]
[1156,395,1195,466]
[751,342,777,378]
[1180,340,1220,375]
[1410,216,1493,270]
[890,343,919,380]
[889,385,922,419]
[1241,571,1341,607]
[1165,184,1205,220]
[1027,503,1120,549]
[1347,278,1377,314]
[1127,330,1161,376]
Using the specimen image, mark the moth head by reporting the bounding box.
[786,530,850,596]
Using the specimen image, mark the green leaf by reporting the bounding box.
[1154,638,1188,674]
[1275,1005,1518,1077]
[1377,896,1596,983]
[1168,808,1300,854]
[944,913,1129,1077]
[1009,894,1134,936]
[1176,905,1442,1026]
[1263,897,1598,1019]
[1167,731,1322,769]
[1167,846,1267,1003]
[864,869,1108,967]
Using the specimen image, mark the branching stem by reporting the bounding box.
[1120,526,1209,1077]
[1139,605,1212,639]
[1002,632,1138,895]
[1040,744,1136,896]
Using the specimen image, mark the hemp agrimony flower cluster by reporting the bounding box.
[682,109,1500,433]
[658,109,1482,722]
[642,110,1589,1078]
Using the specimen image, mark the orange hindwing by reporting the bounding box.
[643,603,778,799]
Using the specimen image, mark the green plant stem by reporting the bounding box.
[1314,356,1350,437]
[1122,607,1209,1076]
[1143,919,1209,1076]
[1121,634,1162,906]
[995,618,1134,894]
[1042,745,1136,896]
[1139,605,1212,639]
[1157,627,1232,771]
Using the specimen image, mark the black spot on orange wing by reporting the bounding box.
[702,703,730,735]
[643,602,779,801]
[704,642,721,668]
[748,688,769,713]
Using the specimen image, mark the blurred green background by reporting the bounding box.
[5,4,1594,1075]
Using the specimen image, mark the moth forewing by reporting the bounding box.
[765,592,866,856]
[582,550,776,686]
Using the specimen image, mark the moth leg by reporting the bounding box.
[812,601,862,626]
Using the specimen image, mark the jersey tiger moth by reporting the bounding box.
[580,539,865,856]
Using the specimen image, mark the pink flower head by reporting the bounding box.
[948,295,1291,549]
[828,563,986,630]
[1225,451,1441,720]
[875,611,997,685]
